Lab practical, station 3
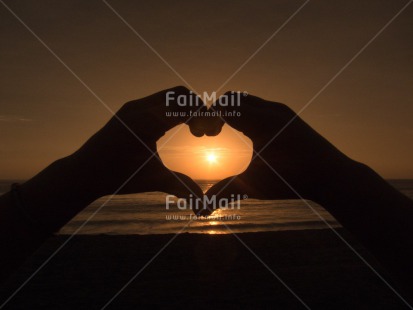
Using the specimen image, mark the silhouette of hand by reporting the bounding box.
[72,86,209,200]
[205,92,356,213]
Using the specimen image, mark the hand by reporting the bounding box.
[0,86,225,280]
[72,86,213,200]
[205,93,413,297]
[18,86,224,231]
[205,92,357,211]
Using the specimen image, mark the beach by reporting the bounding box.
[1,180,412,308]
[1,180,412,236]
[1,229,410,309]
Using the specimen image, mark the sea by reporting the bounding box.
[1,179,413,235]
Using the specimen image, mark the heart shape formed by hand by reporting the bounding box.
[78,86,350,218]
[157,90,351,216]
[157,124,253,181]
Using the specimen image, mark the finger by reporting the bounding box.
[157,169,208,216]
[157,86,207,136]
[145,86,223,138]
[119,86,208,139]
[122,162,205,210]
[211,92,257,139]
[205,168,299,215]
[158,169,203,200]
[146,86,225,137]
[154,86,218,137]
[202,106,226,136]
[202,174,257,216]
[213,92,295,144]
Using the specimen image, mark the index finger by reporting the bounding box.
[212,92,295,143]
[120,86,208,139]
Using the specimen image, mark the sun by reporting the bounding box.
[206,152,218,164]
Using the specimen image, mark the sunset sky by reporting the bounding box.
[0,0,412,180]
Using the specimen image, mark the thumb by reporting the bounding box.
[203,173,257,216]
[205,170,300,216]
[158,169,207,216]
[157,169,203,200]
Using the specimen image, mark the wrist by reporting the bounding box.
[18,154,102,232]
[312,159,413,294]
[312,159,412,211]
[310,157,413,244]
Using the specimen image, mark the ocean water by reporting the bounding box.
[1,180,413,235]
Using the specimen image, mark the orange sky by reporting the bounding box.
[0,0,412,180]
[158,124,253,180]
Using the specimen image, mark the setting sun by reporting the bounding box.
[157,124,253,180]
[206,152,218,164]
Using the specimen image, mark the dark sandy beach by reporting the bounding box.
[1,229,411,309]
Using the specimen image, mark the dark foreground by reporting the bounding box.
[1,229,411,309]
